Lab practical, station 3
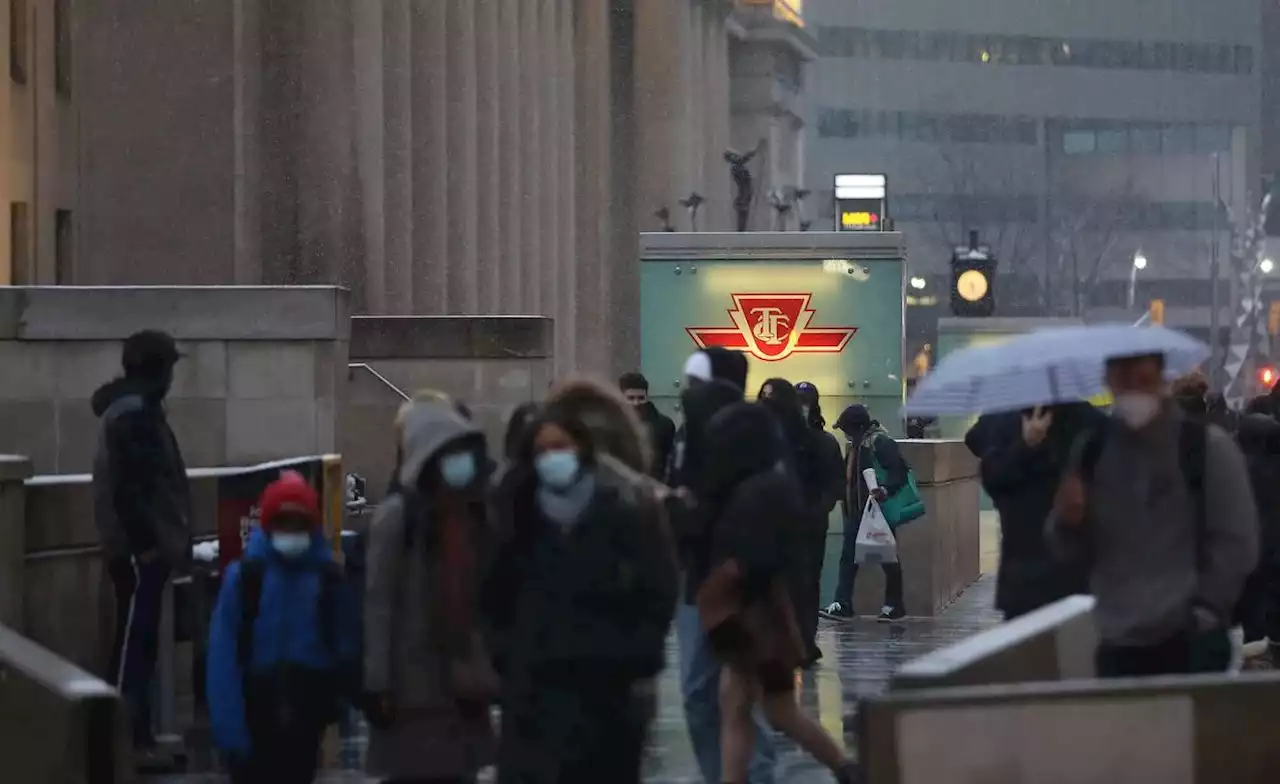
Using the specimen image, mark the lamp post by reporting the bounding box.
[1262,257,1275,275]
[1128,251,1147,311]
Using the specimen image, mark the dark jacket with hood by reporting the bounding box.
[965,403,1103,617]
[759,379,842,530]
[635,402,676,479]
[835,405,908,523]
[92,376,191,566]
[1238,413,1280,565]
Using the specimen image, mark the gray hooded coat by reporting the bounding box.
[363,403,495,780]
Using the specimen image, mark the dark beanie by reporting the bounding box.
[700,347,748,392]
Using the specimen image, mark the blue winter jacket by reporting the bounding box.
[206,527,359,754]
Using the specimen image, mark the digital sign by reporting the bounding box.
[834,174,887,232]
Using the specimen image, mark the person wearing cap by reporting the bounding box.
[91,329,191,767]
[206,472,359,783]
[363,402,497,783]
[669,348,779,784]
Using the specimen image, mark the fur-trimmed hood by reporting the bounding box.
[546,375,653,475]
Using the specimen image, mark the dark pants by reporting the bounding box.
[107,555,170,748]
[833,515,904,611]
[793,526,827,657]
[228,726,323,784]
[1095,629,1232,678]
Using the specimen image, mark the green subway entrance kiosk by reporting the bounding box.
[639,231,908,602]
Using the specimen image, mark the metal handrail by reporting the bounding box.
[348,362,410,401]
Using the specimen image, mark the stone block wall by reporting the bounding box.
[0,286,350,473]
[343,315,554,498]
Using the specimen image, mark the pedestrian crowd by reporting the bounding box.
[97,330,913,784]
[966,354,1275,677]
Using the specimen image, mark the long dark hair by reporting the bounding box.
[757,378,808,449]
[503,401,541,461]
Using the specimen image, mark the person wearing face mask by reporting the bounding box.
[484,406,678,784]
[1049,352,1259,678]
[205,472,359,784]
[363,402,498,784]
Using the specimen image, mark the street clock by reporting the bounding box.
[950,232,997,316]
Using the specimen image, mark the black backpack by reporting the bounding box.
[236,558,345,673]
[1074,418,1207,564]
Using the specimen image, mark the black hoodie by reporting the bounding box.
[91,376,191,565]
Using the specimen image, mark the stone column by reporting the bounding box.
[634,1,682,234]
[519,0,544,314]
[608,0,640,373]
[382,0,413,314]
[474,0,501,314]
[539,0,560,346]
[232,0,263,284]
[497,0,524,314]
[574,0,610,371]
[353,0,386,313]
[554,0,577,369]
[411,1,448,314]
[445,0,479,314]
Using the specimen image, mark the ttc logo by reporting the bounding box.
[686,294,857,362]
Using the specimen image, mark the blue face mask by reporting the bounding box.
[535,450,580,490]
[439,451,478,489]
[270,531,311,559]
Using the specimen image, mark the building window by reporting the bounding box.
[54,0,71,97]
[55,210,72,284]
[10,0,28,85]
[816,26,1254,75]
[10,203,30,284]
[1062,130,1096,154]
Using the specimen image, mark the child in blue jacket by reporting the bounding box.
[206,471,359,783]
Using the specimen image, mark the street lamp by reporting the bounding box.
[1128,252,1148,310]
[1262,258,1275,275]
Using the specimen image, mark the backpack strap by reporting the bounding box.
[1176,418,1209,569]
[236,559,266,673]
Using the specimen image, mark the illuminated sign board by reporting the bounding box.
[834,174,887,232]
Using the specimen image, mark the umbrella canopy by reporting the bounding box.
[904,324,1209,416]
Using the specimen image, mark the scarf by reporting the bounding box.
[536,473,597,530]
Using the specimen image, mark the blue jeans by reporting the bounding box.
[676,601,776,784]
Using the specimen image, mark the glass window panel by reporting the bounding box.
[1235,45,1254,74]
[1063,130,1096,154]
[1161,125,1195,154]
[1194,125,1232,153]
[1130,126,1162,153]
[1096,129,1128,154]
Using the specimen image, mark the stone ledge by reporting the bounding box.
[899,439,979,483]
[0,286,351,341]
[350,316,554,360]
[0,456,33,482]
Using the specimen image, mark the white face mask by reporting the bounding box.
[270,531,311,559]
[1112,393,1161,429]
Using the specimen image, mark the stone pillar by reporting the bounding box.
[0,456,32,631]
[634,1,681,234]
[353,0,386,313]
[232,0,263,285]
[497,0,524,314]
[551,0,576,370]
[445,0,479,314]
[474,0,501,314]
[519,0,544,314]
[608,0,640,373]
[411,1,448,314]
[574,0,610,371]
[382,0,413,314]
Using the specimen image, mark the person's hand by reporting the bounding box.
[1021,406,1053,448]
[871,487,888,502]
[1053,473,1085,527]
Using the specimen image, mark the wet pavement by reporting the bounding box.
[150,577,1000,783]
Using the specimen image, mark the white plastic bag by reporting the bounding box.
[854,497,898,565]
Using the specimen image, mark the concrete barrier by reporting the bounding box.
[0,622,130,783]
[847,439,983,617]
[860,672,1280,783]
[893,595,1097,690]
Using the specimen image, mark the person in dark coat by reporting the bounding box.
[823,404,910,622]
[620,371,677,480]
[1235,409,1280,653]
[667,348,778,784]
[92,329,190,767]
[485,404,678,784]
[699,402,858,784]
[758,379,842,666]
[965,403,1104,620]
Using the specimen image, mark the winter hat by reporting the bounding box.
[258,471,321,530]
[835,404,873,436]
[685,347,748,391]
[122,330,181,376]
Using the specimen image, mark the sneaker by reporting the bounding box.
[877,605,906,622]
[820,601,854,620]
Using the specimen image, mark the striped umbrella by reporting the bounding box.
[903,324,1210,416]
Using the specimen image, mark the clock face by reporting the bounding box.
[957,269,989,302]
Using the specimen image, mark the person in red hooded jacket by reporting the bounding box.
[206,471,359,784]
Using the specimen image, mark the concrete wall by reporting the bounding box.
[849,439,982,617]
[0,286,350,473]
[342,315,554,499]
